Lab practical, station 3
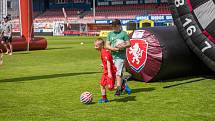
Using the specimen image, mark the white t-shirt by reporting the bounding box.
[2,21,12,37]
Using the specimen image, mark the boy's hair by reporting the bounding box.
[95,38,105,47]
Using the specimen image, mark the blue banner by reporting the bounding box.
[95,19,136,25]
[136,15,173,21]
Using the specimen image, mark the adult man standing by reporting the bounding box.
[105,19,131,96]
[1,16,13,55]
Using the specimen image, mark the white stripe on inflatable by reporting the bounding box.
[193,0,215,29]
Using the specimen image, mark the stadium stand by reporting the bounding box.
[34,3,170,21]
[3,0,173,36]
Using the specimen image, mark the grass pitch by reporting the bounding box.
[0,36,215,121]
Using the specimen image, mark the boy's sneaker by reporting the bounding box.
[99,99,109,104]
[125,85,131,95]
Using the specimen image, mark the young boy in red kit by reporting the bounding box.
[94,38,117,103]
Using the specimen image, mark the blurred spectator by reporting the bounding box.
[0,15,13,55]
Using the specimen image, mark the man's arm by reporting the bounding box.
[0,25,3,37]
[123,40,131,48]
[9,23,12,37]
[105,40,119,52]
[116,32,131,49]
[0,30,4,38]
[116,40,131,50]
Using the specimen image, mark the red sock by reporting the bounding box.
[102,95,107,100]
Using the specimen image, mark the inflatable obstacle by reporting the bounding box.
[125,26,211,82]
[0,0,47,52]
[0,37,47,52]
[168,0,215,72]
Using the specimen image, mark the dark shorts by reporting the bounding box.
[2,36,12,43]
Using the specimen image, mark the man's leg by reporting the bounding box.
[114,59,124,96]
[123,79,131,94]
[114,75,122,96]
[1,40,9,54]
[116,76,122,88]
[8,42,13,55]
[8,37,13,55]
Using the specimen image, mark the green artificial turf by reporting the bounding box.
[0,36,215,121]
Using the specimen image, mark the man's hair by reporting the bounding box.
[3,15,11,21]
[111,19,121,26]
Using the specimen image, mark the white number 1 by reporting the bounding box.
[183,18,192,27]
[183,18,196,36]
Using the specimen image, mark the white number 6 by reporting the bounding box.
[187,26,196,36]
[175,0,184,7]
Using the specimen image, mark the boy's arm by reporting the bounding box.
[106,60,112,79]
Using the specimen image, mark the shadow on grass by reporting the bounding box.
[110,96,136,102]
[161,74,215,82]
[163,78,205,88]
[203,75,215,80]
[47,47,73,51]
[109,87,155,103]
[86,102,96,105]
[15,52,31,55]
[0,72,100,83]
[132,87,155,93]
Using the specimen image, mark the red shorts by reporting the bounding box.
[100,73,115,91]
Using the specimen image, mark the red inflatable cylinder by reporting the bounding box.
[0,0,47,51]
[0,37,47,51]
[19,0,34,41]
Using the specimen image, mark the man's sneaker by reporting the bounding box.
[121,80,126,91]
[99,99,109,104]
[125,85,131,95]
[9,52,12,55]
[114,89,121,96]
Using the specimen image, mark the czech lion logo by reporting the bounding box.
[126,39,148,72]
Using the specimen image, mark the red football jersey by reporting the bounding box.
[101,48,116,74]
[100,48,116,90]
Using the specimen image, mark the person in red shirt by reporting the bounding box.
[94,38,117,103]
